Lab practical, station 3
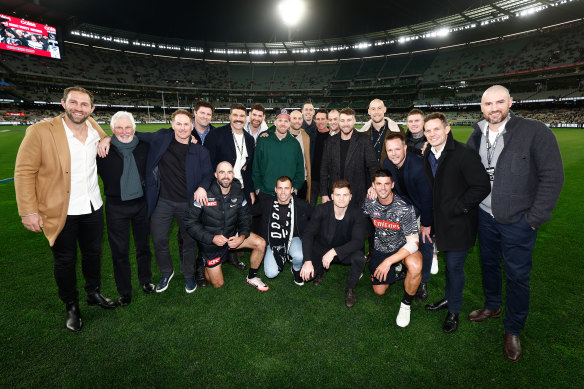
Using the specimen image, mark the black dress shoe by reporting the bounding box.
[65,302,82,332]
[142,283,155,294]
[425,298,448,311]
[313,270,324,286]
[442,312,459,333]
[345,288,356,308]
[227,252,247,271]
[195,266,208,288]
[415,282,428,302]
[394,269,407,282]
[87,292,117,309]
[117,296,131,307]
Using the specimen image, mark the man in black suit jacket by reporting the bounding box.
[204,103,255,205]
[300,179,366,308]
[383,132,434,302]
[320,107,378,207]
[191,100,215,145]
[422,112,490,334]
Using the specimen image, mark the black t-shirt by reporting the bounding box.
[331,216,347,248]
[312,131,329,181]
[159,138,189,202]
[340,138,351,178]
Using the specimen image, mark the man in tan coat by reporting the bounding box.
[15,86,116,332]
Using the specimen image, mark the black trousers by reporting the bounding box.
[105,198,152,297]
[50,206,104,304]
[311,244,365,289]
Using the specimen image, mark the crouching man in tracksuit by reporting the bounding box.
[183,161,268,291]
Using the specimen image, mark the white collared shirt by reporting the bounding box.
[430,145,444,160]
[63,119,103,215]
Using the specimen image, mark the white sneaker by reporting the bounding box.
[431,254,439,275]
[246,276,269,292]
[396,302,411,328]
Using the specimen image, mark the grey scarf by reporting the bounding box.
[111,136,143,201]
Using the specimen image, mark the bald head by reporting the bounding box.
[481,85,511,102]
[481,85,513,127]
[368,99,386,124]
[215,161,234,189]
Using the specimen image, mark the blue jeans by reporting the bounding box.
[263,237,303,278]
[443,249,468,314]
[478,208,537,336]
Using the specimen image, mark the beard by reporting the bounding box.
[484,108,509,125]
[218,179,232,189]
[65,109,90,125]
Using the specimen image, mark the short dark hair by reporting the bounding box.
[373,168,393,182]
[194,100,214,114]
[63,86,94,106]
[332,179,351,193]
[339,107,356,117]
[302,101,314,109]
[424,112,448,127]
[276,176,293,186]
[250,103,265,114]
[315,109,328,118]
[171,109,193,121]
[384,131,405,144]
[407,108,424,118]
[230,103,247,114]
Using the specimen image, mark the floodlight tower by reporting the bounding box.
[278,0,305,41]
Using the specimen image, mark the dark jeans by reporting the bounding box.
[177,229,202,275]
[419,235,434,283]
[150,198,196,278]
[311,244,365,289]
[442,249,468,314]
[478,209,537,336]
[50,206,104,304]
[105,198,152,297]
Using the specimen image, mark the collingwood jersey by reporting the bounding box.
[362,194,418,254]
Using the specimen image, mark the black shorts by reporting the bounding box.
[201,248,228,268]
[369,249,400,285]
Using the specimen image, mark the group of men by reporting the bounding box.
[15,84,563,363]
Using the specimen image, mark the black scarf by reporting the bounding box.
[267,197,295,272]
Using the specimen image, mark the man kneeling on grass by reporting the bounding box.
[362,169,423,327]
[300,179,366,307]
[184,162,268,291]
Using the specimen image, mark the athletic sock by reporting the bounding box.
[248,268,258,279]
[402,291,415,305]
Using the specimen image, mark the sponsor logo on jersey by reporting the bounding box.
[372,219,400,230]
[207,257,221,266]
[206,201,217,206]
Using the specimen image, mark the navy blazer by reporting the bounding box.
[136,129,213,217]
[204,124,255,198]
[383,151,433,227]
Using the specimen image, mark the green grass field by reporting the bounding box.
[0,124,582,388]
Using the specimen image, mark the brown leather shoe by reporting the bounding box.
[468,307,501,322]
[503,332,522,362]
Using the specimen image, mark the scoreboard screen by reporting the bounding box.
[0,13,61,59]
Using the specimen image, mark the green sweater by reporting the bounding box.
[252,132,305,195]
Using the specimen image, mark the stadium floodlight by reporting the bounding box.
[436,28,449,37]
[278,0,305,26]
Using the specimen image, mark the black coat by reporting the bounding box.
[183,180,251,253]
[204,124,255,199]
[422,132,491,251]
[302,202,366,262]
[320,131,378,206]
[252,194,312,241]
[96,140,149,202]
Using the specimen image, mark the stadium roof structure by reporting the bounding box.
[60,0,582,61]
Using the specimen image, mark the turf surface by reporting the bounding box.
[0,124,582,387]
